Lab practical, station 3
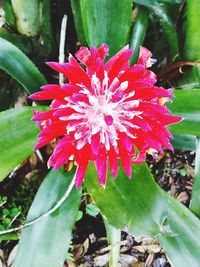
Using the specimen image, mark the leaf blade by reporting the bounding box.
[85,163,200,267]
[14,168,81,267]
[0,107,46,181]
[0,37,46,94]
[129,6,149,64]
[169,89,200,136]
[80,0,132,57]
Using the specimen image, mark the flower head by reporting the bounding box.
[29,44,182,188]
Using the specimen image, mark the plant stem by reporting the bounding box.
[103,216,121,267]
[190,139,200,216]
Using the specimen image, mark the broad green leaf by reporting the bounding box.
[80,0,132,57]
[133,0,181,59]
[169,89,200,136]
[11,0,40,37]
[0,107,47,182]
[2,0,16,28]
[177,1,200,89]
[130,6,149,65]
[133,0,182,7]
[85,163,200,267]
[183,0,200,218]
[0,29,33,55]
[172,134,197,151]
[190,139,200,216]
[184,0,200,61]
[70,0,87,45]
[150,3,179,59]
[0,37,46,94]
[14,168,81,267]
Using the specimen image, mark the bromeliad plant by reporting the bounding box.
[1,0,200,267]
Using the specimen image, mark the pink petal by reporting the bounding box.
[75,46,91,66]
[75,160,89,188]
[98,43,109,61]
[108,148,118,178]
[137,46,152,66]
[95,148,108,186]
[134,151,146,163]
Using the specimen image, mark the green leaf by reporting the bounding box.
[129,6,149,65]
[0,233,19,241]
[85,163,200,267]
[133,0,182,7]
[10,0,41,37]
[183,0,200,218]
[176,67,200,90]
[171,134,197,151]
[184,0,200,61]
[0,107,46,182]
[190,139,200,216]
[150,3,179,59]
[75,210,83,221]
[0,37,46,94]
[2,0,16,28]
[86,203,100,217]
[80,0,132,57]
[36,0,54,57]
[14,168,81,267]
[169,89,200,136]
[0,29,33,55]
[70,0,87,45]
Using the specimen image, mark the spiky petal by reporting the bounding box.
[29,44,182,188]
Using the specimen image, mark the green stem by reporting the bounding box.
[130,6,149,65]
[190,139,200,216]
[103,216,121,267]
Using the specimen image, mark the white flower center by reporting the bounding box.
[60,71,141,151]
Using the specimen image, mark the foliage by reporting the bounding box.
[0,0,200,266]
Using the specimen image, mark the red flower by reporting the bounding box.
[29,44,182,188]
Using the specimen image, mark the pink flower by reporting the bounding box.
[29,44,182,188]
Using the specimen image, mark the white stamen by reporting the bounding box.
[119,81,128,91]
[61,71,141,151]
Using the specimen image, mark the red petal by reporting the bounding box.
[98,43,109,61]
[137,46,152,66]
[95,148,108,186]
[75,160,89,188]
[108,148,118,178]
